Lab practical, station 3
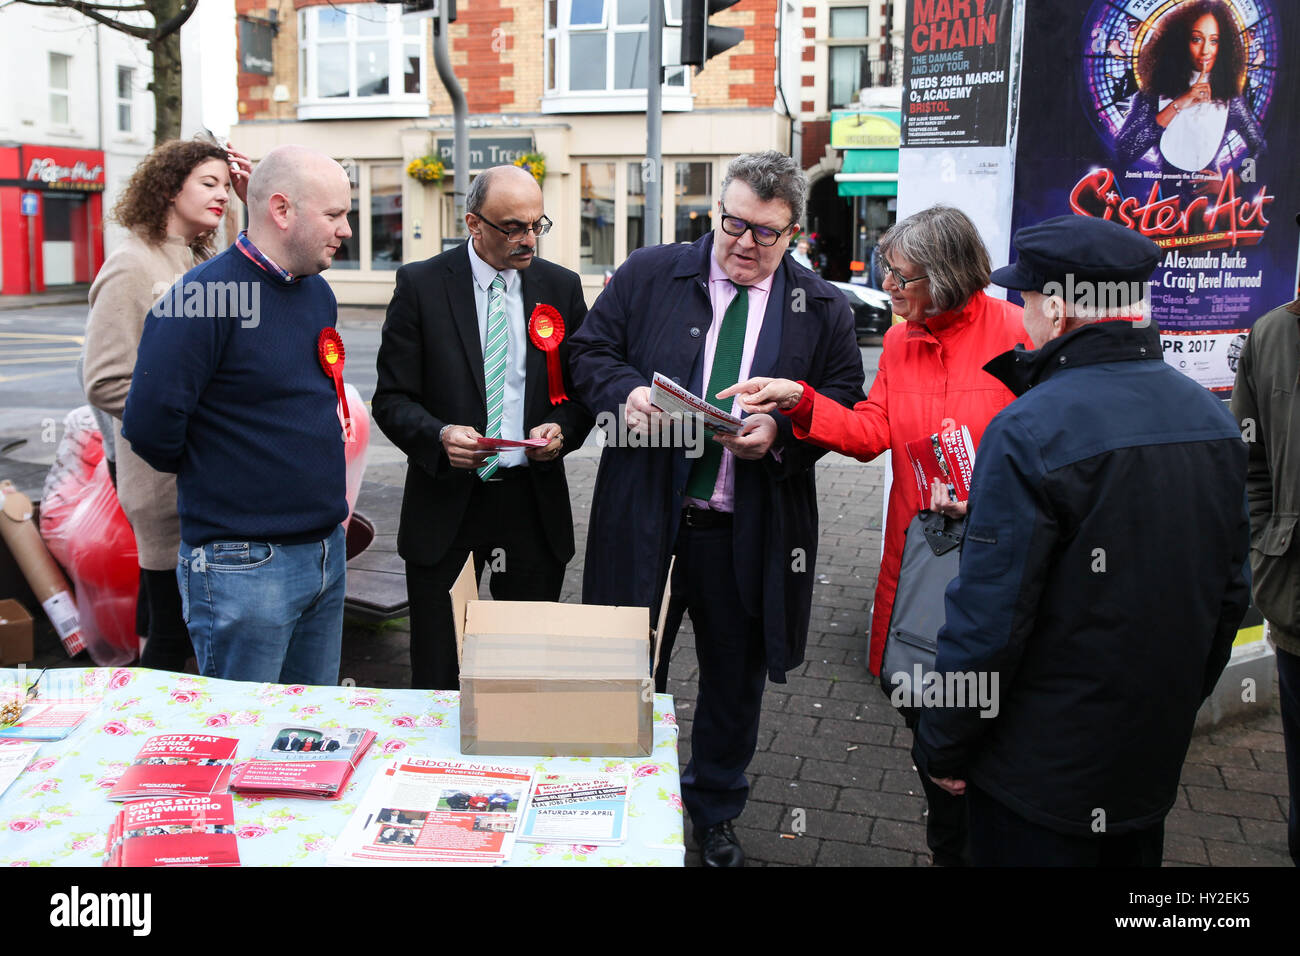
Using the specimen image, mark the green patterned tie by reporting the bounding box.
[685,282,749,500]
[479,273,508,481]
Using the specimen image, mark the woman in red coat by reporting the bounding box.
[721,204,1029,864]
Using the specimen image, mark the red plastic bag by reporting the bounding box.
[39,408,139,666]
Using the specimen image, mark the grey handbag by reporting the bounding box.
[881,510,965,696]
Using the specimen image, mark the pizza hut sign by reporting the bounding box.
[26,157,105,191]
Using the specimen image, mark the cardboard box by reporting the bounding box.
[452,557,670,757]
[0,598,34,666]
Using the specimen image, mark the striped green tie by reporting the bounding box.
[478,273,508,481]
[685,282,749,500]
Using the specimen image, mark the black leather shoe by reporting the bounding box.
[696,820,745,867]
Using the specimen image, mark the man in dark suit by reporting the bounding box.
[374,165,592,690]
[568,151,865,866]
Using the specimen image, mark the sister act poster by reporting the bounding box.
[1011,0,1300,393]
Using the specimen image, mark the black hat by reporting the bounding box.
[991,215,1161,293]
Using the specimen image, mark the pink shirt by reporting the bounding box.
[684,255,773,513]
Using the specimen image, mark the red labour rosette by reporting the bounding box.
[528,303,568,405]
[317,328,353,441]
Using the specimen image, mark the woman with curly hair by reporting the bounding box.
[1115,0,1265,172]
[80,138,250,670]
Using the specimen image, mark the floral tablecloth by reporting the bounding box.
[0,668,684,867]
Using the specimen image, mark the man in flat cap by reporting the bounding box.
[912,215,1250,866]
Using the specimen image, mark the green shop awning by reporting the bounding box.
[836,148,898,198]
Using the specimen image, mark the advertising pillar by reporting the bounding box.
[897,0,1023,264]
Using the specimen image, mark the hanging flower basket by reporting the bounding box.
[514,152,546,185]
[406,155,445,184]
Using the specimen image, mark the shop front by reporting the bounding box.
[0,145,106,295]
[234,110,788,306]
[830,109,900,285]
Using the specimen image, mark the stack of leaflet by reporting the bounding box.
[104,794,240,867]
[107,734,239,801]
[518,771,631,845]
[904,424,976,503]
[0,739,39,798]
[229,724,377,799]
[0,698,99,742]
[329,758,535,866]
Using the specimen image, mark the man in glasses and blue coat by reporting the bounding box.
[373,164,593,690]
[569,150,866,866]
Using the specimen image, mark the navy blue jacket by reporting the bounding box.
[569,234,865,682]
[123,246,347,546]
[913,319,1250,836]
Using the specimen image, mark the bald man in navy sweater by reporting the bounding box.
[124,145,355,686]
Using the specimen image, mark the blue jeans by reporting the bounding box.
[178,525,346,686]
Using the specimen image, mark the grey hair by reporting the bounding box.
[466,168,492,216]
[721,150,806,227]
[876,204,991,315]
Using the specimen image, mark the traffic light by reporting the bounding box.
[680,0,744,68]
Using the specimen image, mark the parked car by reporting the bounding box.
[830,281,892,340]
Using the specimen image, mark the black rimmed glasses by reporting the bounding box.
[882,263,929,290]
[718,204,795,247]
[475,213,554,242]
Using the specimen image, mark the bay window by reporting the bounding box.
[298,4,427,120]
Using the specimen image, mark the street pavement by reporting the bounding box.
[0,302,1291,867]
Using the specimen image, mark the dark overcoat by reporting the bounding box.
[372,243,593,566]
[569,234,866,681]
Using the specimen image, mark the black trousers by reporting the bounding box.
[917,769,972,866]
[405,471,564,690]
[671,521,768,830]
[108,456,192,671]
[898,704,971,866]
[138,568,193,672]
[1277,647,1300,866]
[967,784,1165,866]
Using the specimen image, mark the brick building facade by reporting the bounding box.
[232,0,803,305]
[792,1,904,282]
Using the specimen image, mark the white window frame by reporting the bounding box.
[832,3,873,110]
[330,160,410,277]
[828,4,872,110]
[116,66,135,135]
[575,157,720,272]
[49,53,72,129]
[297,4,428,121]
[543,0,693,114]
